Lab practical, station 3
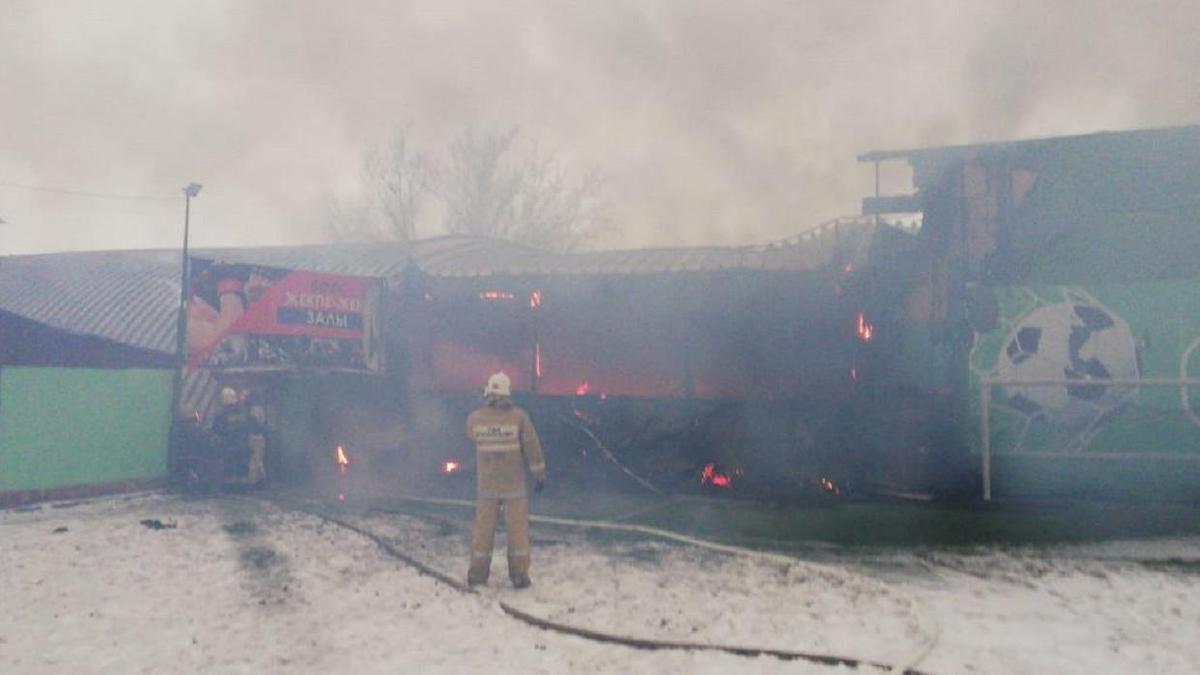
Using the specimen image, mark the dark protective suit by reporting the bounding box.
[465,398,546,585]
[175,413,220,492]
[211,402,257,481]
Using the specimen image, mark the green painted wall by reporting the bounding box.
[1003,132,1200,286]
[0,368,172,492]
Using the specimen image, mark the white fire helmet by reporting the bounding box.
[484,371,511,398]
[221,387,239,405]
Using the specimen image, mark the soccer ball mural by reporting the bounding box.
[972,283,1200,460]
[997,301,1140,434]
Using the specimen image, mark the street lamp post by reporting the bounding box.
[175,183,202,368]
[177,182,202,346]
[169,183,202,478]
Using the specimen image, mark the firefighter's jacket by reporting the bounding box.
[211,403,258,463]
[466,400,546,499]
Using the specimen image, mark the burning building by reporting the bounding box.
[0,227,913,502]
[3,125,1198,506]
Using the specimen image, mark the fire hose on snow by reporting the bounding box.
[556,412,665,495]
[272,494,939,674]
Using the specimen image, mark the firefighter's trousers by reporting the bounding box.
[247,434,267,485]
[468,497,530,583]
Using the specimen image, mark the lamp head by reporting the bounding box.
[183,183,203,198]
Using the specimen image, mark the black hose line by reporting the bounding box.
[267,496,934,675]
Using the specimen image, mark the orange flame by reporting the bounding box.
[820,477,840,495]
[442,460,460,474]
[529,289,543,308]
[576,380,590,396]
[700,463,736,488]
[336,444,349,476]
[856,312,874,342]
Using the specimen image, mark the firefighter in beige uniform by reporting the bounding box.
[466,372,546,588]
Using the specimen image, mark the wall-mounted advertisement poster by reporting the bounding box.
[186,258,383,373]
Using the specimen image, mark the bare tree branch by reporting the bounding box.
[328,126,611,251]
[362,134,433,241]
[440,126,522,239]
[324,192,372,240]
[439,126,610,251]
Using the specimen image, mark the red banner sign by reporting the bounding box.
[187,258,382,372]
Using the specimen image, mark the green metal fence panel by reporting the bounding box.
[0,367,172,492]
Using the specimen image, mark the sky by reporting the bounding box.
[1,0,1198,255]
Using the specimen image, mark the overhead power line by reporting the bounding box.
[0,180,176,203]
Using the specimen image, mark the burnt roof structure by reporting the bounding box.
[0,221,910,360]
[858,124,1200,164]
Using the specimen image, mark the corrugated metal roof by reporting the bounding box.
[0,223,900,355]
[0,248,181,353]
[417,219,881,277]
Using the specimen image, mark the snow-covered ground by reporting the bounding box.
[2,493,1198,674]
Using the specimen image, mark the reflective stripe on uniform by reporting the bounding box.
[507,549,530,558]
[473,424,519,440]
[477,443,520,452]
[528,462,545,472]
[471,551,492,560]
[479,490,527,500]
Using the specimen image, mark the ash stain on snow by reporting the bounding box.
[139,518,177,530]
[240,545,283,569]
[217,503,298,611]
[222,519,259,536]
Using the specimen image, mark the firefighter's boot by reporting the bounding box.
[468,498,501,585]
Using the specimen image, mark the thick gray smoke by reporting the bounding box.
[2,0,1198,254]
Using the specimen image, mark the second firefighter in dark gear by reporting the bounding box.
[174,407,220,495]
[211,387,260,484]
[465,372,546,589]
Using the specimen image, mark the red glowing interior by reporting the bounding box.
[699,462,736,488]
